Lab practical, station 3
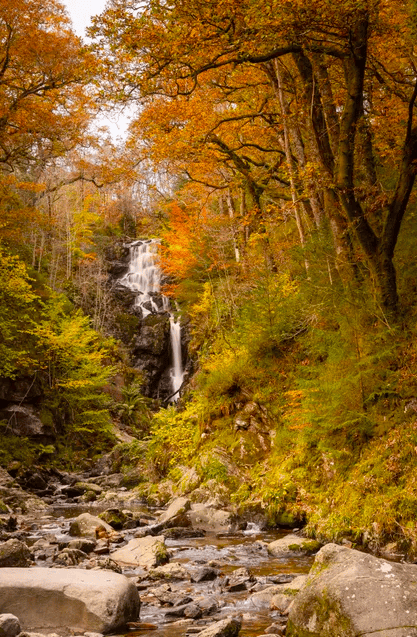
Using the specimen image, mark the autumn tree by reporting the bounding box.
[91,0,417,315]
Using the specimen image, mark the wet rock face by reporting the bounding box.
[0,378,42,404]
[132,313,172,398]
[0,406,54,443]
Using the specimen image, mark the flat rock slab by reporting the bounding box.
[287,543,417,636]
[111,535,168,569]
[0,568,140,634]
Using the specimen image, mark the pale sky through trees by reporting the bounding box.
[62,0,106,39]
[62,0,133,139]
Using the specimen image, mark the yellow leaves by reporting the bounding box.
[190,282,213,319]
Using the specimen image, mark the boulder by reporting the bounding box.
[191,566,218,583]
[197,617,242,637]
[223,566,254,592]
[149,562,190,580]
[0,614,20,637]
[267,535,321,557]
[69,513,114,538]
[270,575,308,613]
[158,497,191,526]
[111,536,168,569]
[0,567,140,634]
[98,508,128,530]
[246,585,288,609]
[67,538,96,554]
[73,482,103,495]
[287,543,417,636]
[188,504,235,532]
[0,540,31,567]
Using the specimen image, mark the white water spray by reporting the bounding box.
[119,239,184,400]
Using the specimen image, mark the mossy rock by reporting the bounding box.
[98,508,128,530]
[268,535,322,557]
[74,481,103,495]
[0,499,9,514]
[80,490,97,503]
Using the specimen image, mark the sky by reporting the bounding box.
[62,0,133,139]
[62,0,107,39]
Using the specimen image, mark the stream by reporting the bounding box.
[17,496,313,637]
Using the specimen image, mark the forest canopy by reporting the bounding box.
[90,0,417,315]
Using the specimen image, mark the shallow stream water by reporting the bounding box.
[21,502,313,637]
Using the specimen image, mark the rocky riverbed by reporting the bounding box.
[1,465,417,637]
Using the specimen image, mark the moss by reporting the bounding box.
[0,499,8,514]
[288,540,321,555]
[286,590,355,637]
[81,490,97,502]
[98,508,127,530]
[154,541,169,566]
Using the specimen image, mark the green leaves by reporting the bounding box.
[28,294,116,436]
[0,245,38,378]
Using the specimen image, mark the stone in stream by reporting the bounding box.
[0,567,140,634]
[223,567,254,592]
[264,623,286,635]
[191,566,219,583]
[67,538,96,553]
[53,547,88,566]
[98,508,128,530]
[287,543,417,636]
[196,617,242,637]
[0,539,31,567]
[188,504,235,533]
[246,585,289,609]
[269,575,308,613]
[111,535,169,569]
[0,613,20,637]
[149,561,190,580]
[158,496,191,527]
[267,534,321,557]
[69,512,114,538]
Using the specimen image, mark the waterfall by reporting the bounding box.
[120,240,161,316]
[119,239,184,400]
[169,310,184,400]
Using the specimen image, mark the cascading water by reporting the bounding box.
[120,240,161,316]
[119,239,184,400]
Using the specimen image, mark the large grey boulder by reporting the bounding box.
[111,536,168,569]
[287,543,417,636]
[0,568,140,634]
